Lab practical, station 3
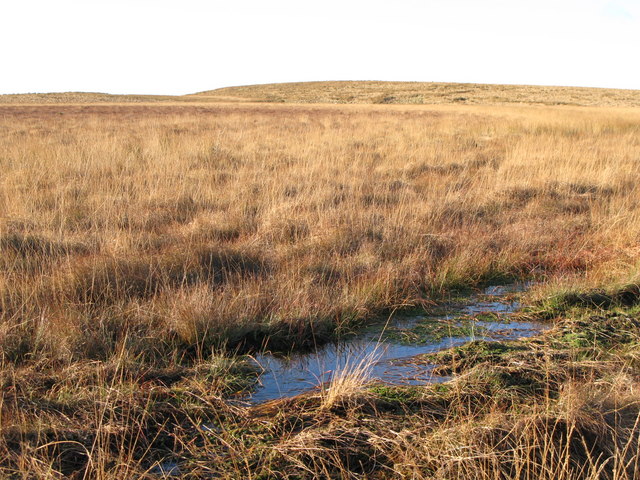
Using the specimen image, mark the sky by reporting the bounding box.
[1,0,639,95]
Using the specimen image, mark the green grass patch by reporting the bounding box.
[384,317,487,345]
[368,384,423,404]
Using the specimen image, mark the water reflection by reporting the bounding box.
[248,285,542,403]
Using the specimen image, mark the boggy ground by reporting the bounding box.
[2,102,640,361]
[4,286,640,478]
[1,100,640,477]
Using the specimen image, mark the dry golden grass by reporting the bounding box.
[1,101,640,364]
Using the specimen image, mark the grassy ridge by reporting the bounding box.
[0,92,183,104]
[3,81,640,107]
[193,80,640,106]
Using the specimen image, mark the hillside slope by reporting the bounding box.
[193,80,640,107]
[3,81,639,107]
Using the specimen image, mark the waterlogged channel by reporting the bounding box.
[247,284,544,403]
[150,285,544,477]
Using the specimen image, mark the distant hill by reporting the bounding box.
[0,92,191,104]
[2,82,639,107]
[192,81,640,107]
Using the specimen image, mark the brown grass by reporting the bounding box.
[1,92,640,477]
[1,101,640,365]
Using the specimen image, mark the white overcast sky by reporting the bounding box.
[1,0,639,95]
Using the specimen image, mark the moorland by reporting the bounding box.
[1,82,640,478]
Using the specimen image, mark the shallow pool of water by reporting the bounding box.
[246,285,543,403]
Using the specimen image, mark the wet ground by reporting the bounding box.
[247,284,544,403]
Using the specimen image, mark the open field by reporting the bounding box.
[1,95,640,477]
